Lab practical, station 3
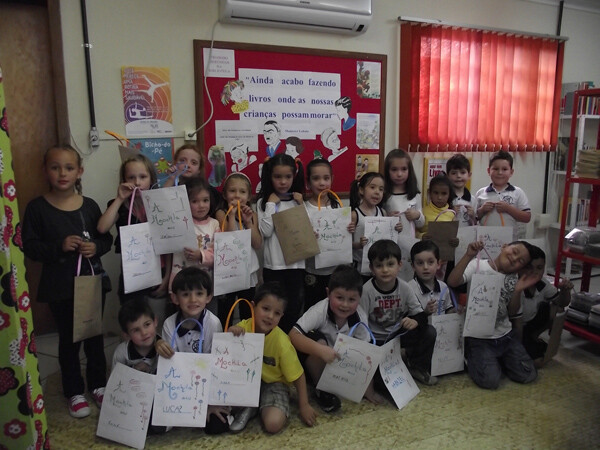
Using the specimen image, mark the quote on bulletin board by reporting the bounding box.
[193,40,387,195]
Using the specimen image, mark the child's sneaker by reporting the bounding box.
[91,387,105,408]
[409,367,438,386]
[230,407,257,432]
[314,389,341,412]
[68,395,91,418]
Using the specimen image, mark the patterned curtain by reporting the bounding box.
[0,67,49,448]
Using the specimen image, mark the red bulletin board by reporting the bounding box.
[193,40,386,195]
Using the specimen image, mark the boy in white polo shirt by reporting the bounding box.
[475,150,531,239]
[289,265,370,413]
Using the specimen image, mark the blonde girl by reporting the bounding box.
[383,148,424,235]
[97,154,167,303]
[23,144,112,418]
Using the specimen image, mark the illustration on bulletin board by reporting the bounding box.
[221,80,249,114]
[196,41,387,194]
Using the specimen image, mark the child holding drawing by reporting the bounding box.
[447,240,538,389]
[155,267,229,433]
[228,283,317,433]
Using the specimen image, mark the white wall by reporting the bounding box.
[58,0,600,329]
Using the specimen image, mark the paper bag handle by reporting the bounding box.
[221,200,243,232]
[348,321,376,345]
[171,318,204,353]
[482,211,505,226]
[224,298,255,332]
[76,254,95,276]
[433,209,456,222]
[126,187,141,225]
[317,189,343,210]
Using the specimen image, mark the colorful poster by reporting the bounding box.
[355,154,379,180]
[356,113,380,149]
[356,60,381,99]
[122,66,173,137]
[129,138,174,177]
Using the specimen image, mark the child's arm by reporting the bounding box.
[289,328,339,363]
[494,202,531,223]
[207,405,232,424]
[97,184,136,233]
[292,373,317,427]
[447,241,484,287]
[258,200,277,238]
[155,337,175,359]
[508,270,540,317]
[555,278,574,307]
[228,325,245,336]
[151,253,172,297]
[243,208,263,250]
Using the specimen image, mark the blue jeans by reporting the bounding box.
[465,330,537,389]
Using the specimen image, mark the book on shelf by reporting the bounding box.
[558,190,593,225]
[561,81,596,115]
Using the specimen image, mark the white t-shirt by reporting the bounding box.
[162,310,222,354]
[451,187,477,228]
[257,198,306,270]
[521,280,559,323]
[461,259,519,339]
[111,337,160,373]
[475,183,530,239]
[407,277,453,313]
[384,192,425,229]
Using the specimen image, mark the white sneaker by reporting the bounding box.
[68,395,91,418]
[230,407,257,432]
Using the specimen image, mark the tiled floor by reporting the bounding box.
[36,276,600,391]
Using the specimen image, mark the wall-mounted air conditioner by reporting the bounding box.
[219,0,372,35]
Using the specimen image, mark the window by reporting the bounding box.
[399,21,564,152]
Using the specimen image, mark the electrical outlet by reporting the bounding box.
[89,127,100,148]
[184,129,197,141]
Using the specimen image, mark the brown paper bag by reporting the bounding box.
[272,205,320,265]
[427,221,459,261]
[73,257,103,342]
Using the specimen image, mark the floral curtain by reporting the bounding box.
[0,67,49,448]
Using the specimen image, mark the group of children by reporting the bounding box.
[21,143,574,437]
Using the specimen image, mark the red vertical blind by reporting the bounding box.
[399,21,564,152]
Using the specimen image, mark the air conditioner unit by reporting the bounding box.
[219,0,372,35]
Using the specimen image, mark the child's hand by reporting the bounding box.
[360,236,368,248]
[299,403,317,427]
[404,209,420,221]
[449,237,459,248]
[494,201,511,214]
[117,182,136,200]
[466,241,484,257]
[394,220,403,233]
[228,325,245,337]
[515,270,540,293]
[184,246,202,263]
[292,192,304,205]
[133,361,152,373]
[425,299,437,315]
[465,205,476,220]
[240,205,254,227]
[63,235,82,252]
[78,240,97,258]
[156,338,175,359]
[319,345,340,364]
[347,221,356,233]
[480,201,496,215]
[207,405,232,423]
[558,278,574,291]
[400,317,418,330]
[268,193,281,204]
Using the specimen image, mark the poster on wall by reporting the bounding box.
[129,138,174,177]
[122,66,173,137]
[194,41,387,194]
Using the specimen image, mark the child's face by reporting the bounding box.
[359,176,384,207]
[447,168,470,190]
[44,148,83,193]
[171,286,212,319]
[224,178,251,206]
[189,189,211,221]
[308,164,332,196]
[411,250,440,283]
[388,157,410,188]
[488,159,513,188]
[253,294,285,334]
[327,287,361,322]
[176,149,202,177]
[496,243,530,274]
[370,256,402,287]
[528,257,546,279]
[271,165,294,195]
[429,183,450,208]
[124,161,152,190]
[125,314,158,351]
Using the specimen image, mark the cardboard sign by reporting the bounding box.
[96,363,155,449]
[213,229,252,296]
[378,338,420,410]
[360,216,399,273]
[272,205,320,265]
[209,332,265,407]
[430,313,465,376]
[316,324,383,403]
[120,222,162,294]
[427,221,459,261]
[312,206,353,269]
[142,185,197,255]
[463,273,504,338]
[152,353,213,427]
